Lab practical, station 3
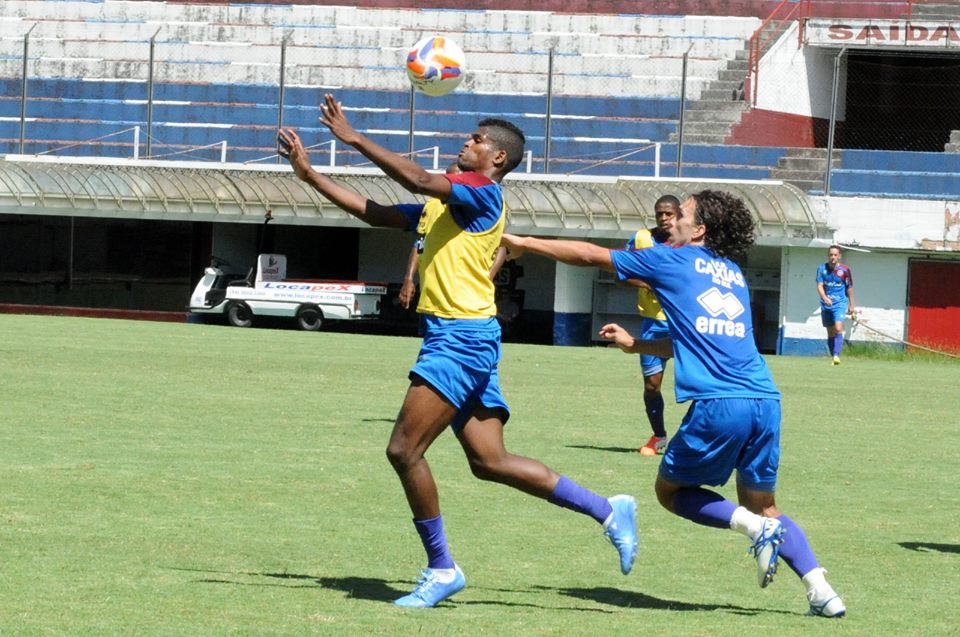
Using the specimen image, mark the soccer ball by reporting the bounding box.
[405,35,465,97]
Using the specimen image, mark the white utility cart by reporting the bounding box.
[189,253,386,331]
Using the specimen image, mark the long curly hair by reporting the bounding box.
[692,190,756,261]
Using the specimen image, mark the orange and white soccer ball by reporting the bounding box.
[405,36,465,97]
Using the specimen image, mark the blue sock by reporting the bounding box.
[776,515,820,578]
[548,475,612,524]
[672,488,737,529]
[833,333,844,356]
[643,394,667,438]
[826,337,832,354]
[413,515,455,569]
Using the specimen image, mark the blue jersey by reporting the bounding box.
[610,245,780,403]
[816,262,853,308]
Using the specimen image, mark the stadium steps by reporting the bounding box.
[670,50,750,144]
[768,147,841,192]
[673,13,796,145]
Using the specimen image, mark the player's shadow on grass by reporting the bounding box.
[166,566,405,601]
[899,541,960,554]
[266,573,404,601]
[540,586,793,616]
[565,444,638,454]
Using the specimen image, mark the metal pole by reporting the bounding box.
[676,45,692,178]
[276,36,288,164]
[408,86,416,159]
[146,27,161,158]
[133,126,140,159]
[544,47,555,174]
[825,47,846,195]
[19,24,37,154]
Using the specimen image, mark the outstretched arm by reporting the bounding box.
[599,323,673,357]
[278,127,408,228]
[501,234,614,271]
[318,94,451,200]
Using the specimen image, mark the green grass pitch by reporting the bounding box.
[0,315,957,636]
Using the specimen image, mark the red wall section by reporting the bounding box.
[728,108,826,147]
[908,260,960,354]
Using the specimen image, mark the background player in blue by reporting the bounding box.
[277,94,637,609]
[624,195,678,456]
[501,190,845,618]
[816,245,856,365]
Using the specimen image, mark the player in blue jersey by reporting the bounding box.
[624,195,678,456]
[277,93,637,609]
[501,190,845,618]
[816,245,855,365]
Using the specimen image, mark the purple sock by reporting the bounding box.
[644,394,667,438]
[833,333,844,356]
[672,488,737,529]
[413,515,455,569]
[548,475,612,524]
[776,514,820,578]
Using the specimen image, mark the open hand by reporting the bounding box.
[277,128,313,182]
[319,93,361,145]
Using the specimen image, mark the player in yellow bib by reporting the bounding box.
[278,94,636,609]
[624,195,679,456]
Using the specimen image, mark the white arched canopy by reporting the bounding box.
[0,155,829,244]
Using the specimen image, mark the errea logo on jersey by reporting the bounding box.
[695,257,745,289]
[696,287,747,337]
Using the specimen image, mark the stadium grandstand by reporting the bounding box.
[0,0,958,355]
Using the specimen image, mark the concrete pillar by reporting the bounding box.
[553,262,595,346]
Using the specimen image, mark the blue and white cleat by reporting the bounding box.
[603,495,638,575]
[394,564,466,608]
[807,582,846,618]
[749,517,784,588]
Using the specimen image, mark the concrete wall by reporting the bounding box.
[756,23,846,121]
[779,246,910,355]
[779,194,960,355]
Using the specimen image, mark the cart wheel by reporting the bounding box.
[226,301,253,328]
[296,304,323,331]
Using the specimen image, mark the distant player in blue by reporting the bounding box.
[502,190,846,618]
[816,245,855,365]
[624,195,678,456]
[278,94,637,609]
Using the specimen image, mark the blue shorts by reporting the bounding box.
[410,316,509,434]
[659,397,781,492]
[821,304,847,327]
[639,318,671,377]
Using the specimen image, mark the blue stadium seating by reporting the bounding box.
[15,75,957,195]
[818,149,960,200]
